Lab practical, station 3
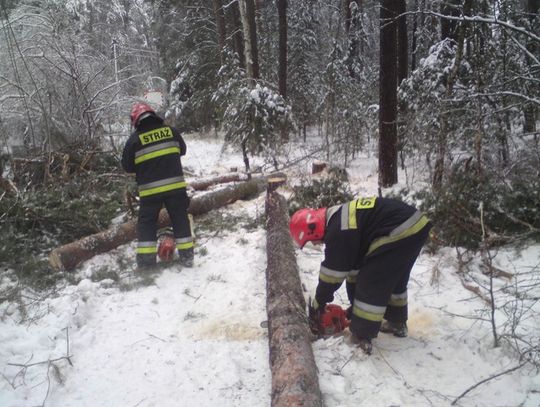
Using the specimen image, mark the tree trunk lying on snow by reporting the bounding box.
[265,189,323,407]
[188,172,246,191]
[49,174,284,271]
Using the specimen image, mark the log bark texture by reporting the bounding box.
[49,174,282,271]
[265,190,323,407]
[188,172,246,191]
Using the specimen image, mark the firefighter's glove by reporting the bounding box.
[308,298,324,336]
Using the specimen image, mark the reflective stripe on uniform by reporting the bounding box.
[176,237,194,250]
[340,202,352,230]
[136,241,157,254]
[139,176,186,197]
[135,141,181,164]
[388,291,408,307]
[367,211,430,255]
[319,265,348,284]
[352,300,386,322]
[346,269,359,283]
[348,201,357,229]
[341,198,377,230]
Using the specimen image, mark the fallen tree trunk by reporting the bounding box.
[49,174,283,271]
[265,188,323,407]
[188,172,246,191]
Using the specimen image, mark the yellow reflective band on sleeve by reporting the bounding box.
[388,292,408,307]
[367,214,430,255]
[135,146,180,164]
[319,267,347,284]
[136,246,157,254]
[319,265,347,284]
[319,274,346,284]
[388,298,407,307]
[139,181,187,197]
[176,241,194,250]
[346,275,357,283]
[348,201,357,229]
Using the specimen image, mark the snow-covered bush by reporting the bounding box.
[213,52,294,167]
[288,168,353,215]
[320,44,376,164]
[0,152,126,285]
[414,144,540,249]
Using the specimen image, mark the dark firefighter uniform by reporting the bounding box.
[314,197,432,339]
[121,117,193,267]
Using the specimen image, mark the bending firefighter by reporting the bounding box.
[289,197,432,354]
[122,102,194,269]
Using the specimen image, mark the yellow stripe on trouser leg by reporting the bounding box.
[176,241,194,250]
[388,292,408,307]
[352,300,386,322]
[136,247,157,254]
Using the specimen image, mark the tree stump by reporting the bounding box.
[311,160,327,174]
[265,190,323,407]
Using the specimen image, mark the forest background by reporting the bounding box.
[0,0,539,391]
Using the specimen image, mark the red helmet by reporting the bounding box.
[289,208,326,248]
[130,102,155,127]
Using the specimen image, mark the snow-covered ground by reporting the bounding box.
[1,134,539,407]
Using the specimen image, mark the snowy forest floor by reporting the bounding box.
[1,134,539,407]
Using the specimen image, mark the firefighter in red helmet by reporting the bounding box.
[121,102,194,270]
[290,197,432,354]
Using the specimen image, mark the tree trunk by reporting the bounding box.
[212,0,227,66]
[277,0,287,99]
[440,0,461,41]
[379,0,399,187]
[189,172,246,191]
[49,174,284,271]
[344,0,363,77]
[228,0,245,69]
[397,0,408,85]
[433,0,471,189]
[523,0,539,133]
[265,190,323,407]
[239,0,260,81]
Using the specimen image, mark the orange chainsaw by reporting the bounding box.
[319,304,350,335]
[157,228,176,262]
[309,300,350,336]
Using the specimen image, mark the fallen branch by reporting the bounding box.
[459,276,493,306]
[451,362,528,405]
[49,173,285,271]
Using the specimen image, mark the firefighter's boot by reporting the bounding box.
[136,253,157,273]
[380,320,408,337]
[351,335,373,355]
[178,247,194,267]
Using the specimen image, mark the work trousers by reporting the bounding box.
[136,190,192,267]
[349,224,431,339]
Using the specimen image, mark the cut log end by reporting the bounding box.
[311,161,327,174]
[48,250,64,271]
[267,177,287,193]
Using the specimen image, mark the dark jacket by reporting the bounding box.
[316,197,430,297]
[121,116,187,200]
